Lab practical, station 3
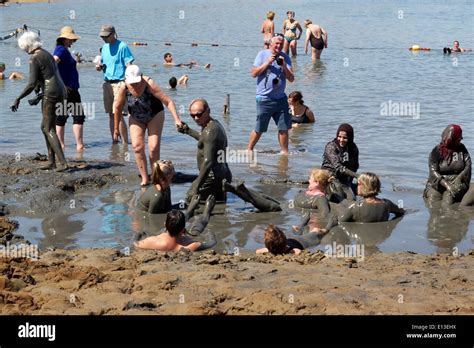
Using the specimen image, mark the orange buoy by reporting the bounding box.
[132,42,148,46]
[409,45,430,51]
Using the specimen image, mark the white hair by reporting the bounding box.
[18,31,42,53]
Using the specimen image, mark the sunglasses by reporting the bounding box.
[100,33,112,39]
[190,109,207,118]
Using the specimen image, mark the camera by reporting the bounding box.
[275,54,284,66]
[272,78,279,85]
[28,92,43,106]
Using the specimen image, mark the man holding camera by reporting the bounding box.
[247,34,294,155]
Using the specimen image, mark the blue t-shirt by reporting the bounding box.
[101,40,134,81]
[254,49,291,100]
[53,45,80,90]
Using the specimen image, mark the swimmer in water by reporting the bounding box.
[0,62,24,80]
[288,91,315,125]
[444,40,472,54]
[134,208,217,252]
[163,53,210,69]
[256,224,322,255]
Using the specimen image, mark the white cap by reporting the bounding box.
[125,65,142,84]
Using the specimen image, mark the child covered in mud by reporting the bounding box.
[134,209,216,252]
[256,224,322,255]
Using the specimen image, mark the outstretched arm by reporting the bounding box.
[146,77,183,127]
[177,122,200,140]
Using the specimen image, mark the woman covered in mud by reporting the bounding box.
[256,224,322,255]
[294,168,331,214]
[114,65,183,186]
[321,123,359,202]
[337,172,405,223]
[424,124,471,206]
[10,32,68,172]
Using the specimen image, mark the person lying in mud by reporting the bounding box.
[177,98,281,212]
[335,172,405,224]
[10,32,68,172]
[460,184,474,207]
[424,124,471,207]
[134,208,216,252]
[256,224,322,255]
[322,123,359,203]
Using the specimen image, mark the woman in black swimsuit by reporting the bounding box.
[288,91,315,125]
[304,19,328,61]
[114,65,183,186]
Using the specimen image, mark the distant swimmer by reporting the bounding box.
[256,224,322,255]
[288,91,315,125]
[0,62,24,80]
[304,19,328,61]
[169,75,189,89]
[134,208,217,252]
[424,124,471,207]
[444,41,472,54]
[261,11,275,49]
[336,172,405,223]
[163,52,210,68]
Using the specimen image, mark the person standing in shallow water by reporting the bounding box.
[96,25,133,144]
[424,124,471,207]
[261,11,275,49]
[53,26,85,153]
[247,34,294,155]
[304,19,328,61]
[10,32,68,172]
[321,123,359,202]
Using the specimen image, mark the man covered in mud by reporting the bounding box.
[178,98,232,202]
[178,99,281,212]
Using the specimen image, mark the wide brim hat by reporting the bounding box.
[58,26,80,40]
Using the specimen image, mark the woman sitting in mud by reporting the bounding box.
[294,168,331,214]
[322,123,359,203]
[424,124,471,207]
[138,160,214,226]
[256,224,322,255]
[134,209,216,252]
[337,172,405,223]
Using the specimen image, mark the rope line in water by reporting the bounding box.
[2,24,446,51]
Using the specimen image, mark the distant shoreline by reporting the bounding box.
[1,0,53,4]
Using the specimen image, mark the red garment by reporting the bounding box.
[439,124,463,163]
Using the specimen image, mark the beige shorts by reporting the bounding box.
[103,81,128,115]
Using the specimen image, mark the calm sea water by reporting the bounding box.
[0,0,473,254]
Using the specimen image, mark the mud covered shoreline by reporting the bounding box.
[0,154,473,315]
[0,247,473,315]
